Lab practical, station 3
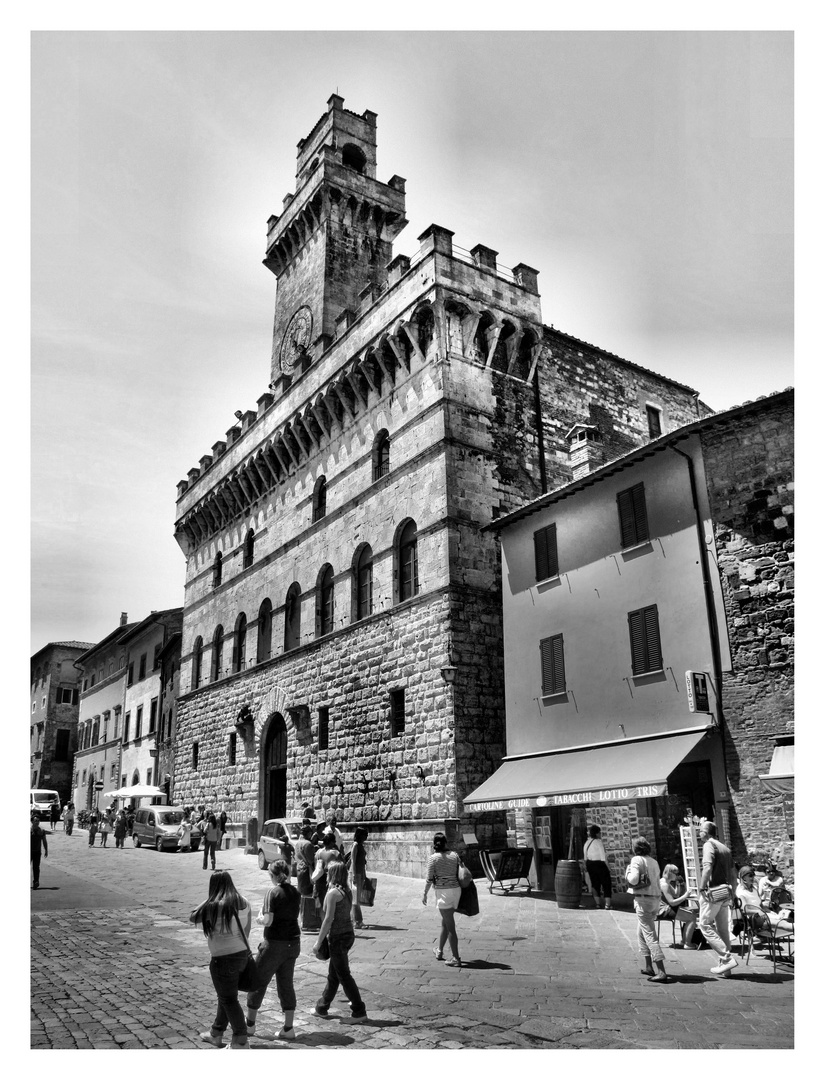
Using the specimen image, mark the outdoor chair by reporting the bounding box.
[742,907,794,973]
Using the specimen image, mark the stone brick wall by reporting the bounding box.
[700,392,794,880]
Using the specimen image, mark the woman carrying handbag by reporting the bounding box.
[190,870,253,1048]
[422,831,464,967]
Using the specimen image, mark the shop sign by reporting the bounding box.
[469,783,667,813]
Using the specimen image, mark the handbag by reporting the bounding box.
[455,879,479,916]
[457,859,473,888]
[706,884,732,903]
[233,912,261,993]
[316,937,330,961]
[625,856,650,889]
[359,876,377,907]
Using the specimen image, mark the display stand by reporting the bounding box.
[679,824,702,898]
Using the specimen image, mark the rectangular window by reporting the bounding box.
[534,523,559,581]
[628,604,663,675]
[318,706,330,752]
[31,702,36,713]
[56,687,79,705]
[138,654,147,680]
[83,678,88,692]
[82,770,87,786]
[54,729,71,762]
[646,405,662,439]
[149,698,158,733]
[121,774,126,789]
[153,643,162,670]
[110,762,118,781]
[228,731,237,766]
[539,634,566,696]
[146,768,153,786]
[135,706,143,739]
[123,711,131,742]
[390,688,405,736]
[127,664,134,687]
[617,483,650,548]
[193,742,199,770]
[42,696,47,708]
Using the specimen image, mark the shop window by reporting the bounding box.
[617,483,649,548]
[390,688,405,736]
[534,523,559,581]
[628,604,663,675]
[540,634,566,696]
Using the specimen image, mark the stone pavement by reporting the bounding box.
[31,828,794,1050]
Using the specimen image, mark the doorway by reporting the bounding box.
[263,713,287,820]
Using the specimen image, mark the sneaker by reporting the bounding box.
[223,1042,249,1049]
[277,1026,296,1040]
[199,1031,225,1047]
[313,1006,329,1018]
[433,947,444,960]
[445,957,462,967]
[710,956,738,975]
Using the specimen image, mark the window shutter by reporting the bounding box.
[629,605,661,674]
[534,524,558,581]
[644,606,662,670]
[618,484,649,547]
[540,635,566,695]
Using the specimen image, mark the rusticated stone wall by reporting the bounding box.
[700,392,794,881]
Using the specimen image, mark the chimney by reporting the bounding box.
[120,612,128,626]
[566,424,605,479]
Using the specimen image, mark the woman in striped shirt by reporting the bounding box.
[422,832,462,967]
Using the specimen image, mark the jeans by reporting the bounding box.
[698,895,732,957]
[316,931,366,1017]
[66,821,73,836]
[246,938,300,1012]
[634,896,664,962]
[352,875,364,924]
[203,840,217,869]
[209,951,249,1043]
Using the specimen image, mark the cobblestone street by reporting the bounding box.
[31,828,794,1050]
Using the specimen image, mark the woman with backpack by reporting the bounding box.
[190,870,251,1049]
[626,836,669,983]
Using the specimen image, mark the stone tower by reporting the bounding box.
[171,97,708,874]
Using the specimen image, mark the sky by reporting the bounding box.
[29,29,794,654]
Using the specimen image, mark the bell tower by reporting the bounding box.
[263,95,408,394]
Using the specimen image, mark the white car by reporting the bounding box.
[257,818,303,870]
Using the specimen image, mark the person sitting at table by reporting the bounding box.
[659,864,699,949]
[735,866,793,934]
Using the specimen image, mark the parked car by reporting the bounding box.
[131,806,190,851]
[257,817,302,870]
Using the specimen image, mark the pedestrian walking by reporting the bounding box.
[63,803,74,835]
[126,809,135,836]
[311,832,340,910]
[218,809,228,851]
[697,819,739,976]
[422,831,463,967]
[350,826,369,929]
[177,815,192,852]
[88,812,98,847]
[202,813,220,870]
[114,810,128,848]
[312,860,367,1022]
[625,836,669,982]
[294,826,316,898]
[325,813,344,852]
[584,824,613,910]
[99,816,111,847]
[190,870,251,1049]
[49,801,60,832]
[245,859,301,1041]
[31,813,49,889]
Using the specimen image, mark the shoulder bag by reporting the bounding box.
[233,910,261,993]
[625,856,650,889]
[457,857,473,888]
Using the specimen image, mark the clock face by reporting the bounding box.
[280,306,313,374]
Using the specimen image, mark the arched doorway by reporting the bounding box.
[263,713,287,820]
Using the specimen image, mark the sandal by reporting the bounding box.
[433,947,444,960]
[445,957,462,967]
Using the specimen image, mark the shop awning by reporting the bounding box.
[462,729,710,811]
[758,742,794,795]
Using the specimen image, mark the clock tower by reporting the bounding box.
[263,95,408,393]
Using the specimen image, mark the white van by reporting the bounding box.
[31,789,61,822]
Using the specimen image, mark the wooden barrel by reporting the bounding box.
[555,859,583,909]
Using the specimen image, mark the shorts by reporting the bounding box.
[435,886,462,911]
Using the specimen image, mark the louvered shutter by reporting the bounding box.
[540,635,566,695]
[618,484,649,547]
[534,524,558,581]
[629,605,662,674]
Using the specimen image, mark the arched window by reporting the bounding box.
[243,529,255,569]
[472,312,495,364]
[257,599,273,663]
[492,320,516,372]
[313,475,327,522]
[398,520,419,601]
[212,625,224,682]
[317,565,335,637]
[511,329,536,381]
[372,430,390,481]
[192,637,203,689]
[354,545,373,621]
[341,143,366,173]
[415,306,435,356]
[233,613,247,673]
[213,551,223,588]
[284,583,302,652]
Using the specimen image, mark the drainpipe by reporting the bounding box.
[669,445,731,816]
